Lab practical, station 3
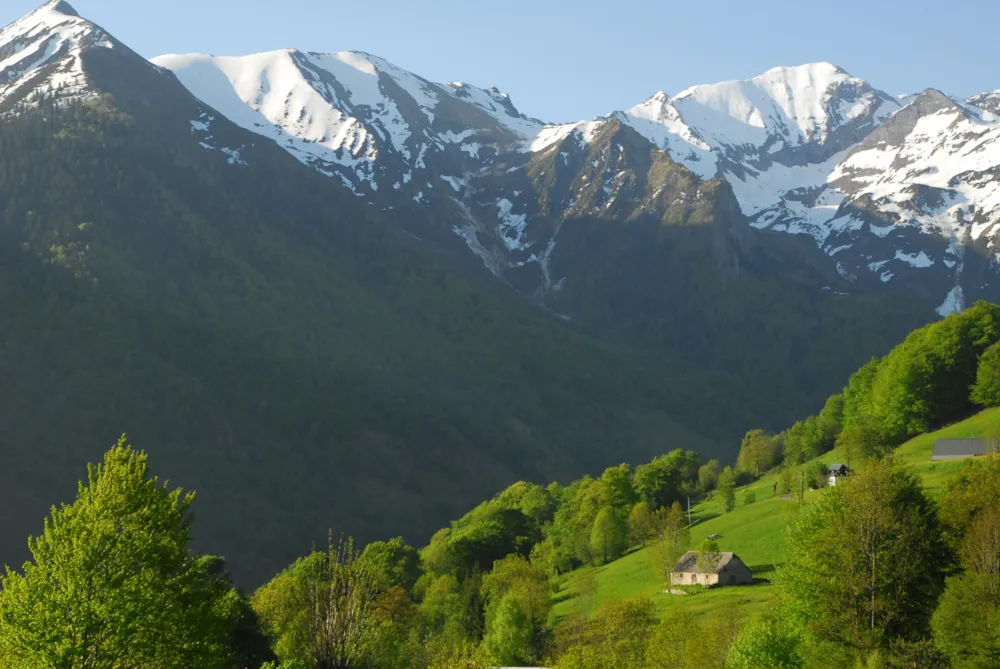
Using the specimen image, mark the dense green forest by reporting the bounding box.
[2,305,1000,668]
[0,45,935,589]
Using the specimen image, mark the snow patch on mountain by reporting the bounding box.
[496,199,528,250]
[937,285,965,316]
[895,250,934,267]
[188,110,249,166]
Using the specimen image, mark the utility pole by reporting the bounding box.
[687,496,692,526]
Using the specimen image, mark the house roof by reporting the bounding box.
[827,463,848,473]
[671,550,744,574]
[932,439,989,460]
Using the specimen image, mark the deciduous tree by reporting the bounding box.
[776,460,948,656]
[0,438,241,669]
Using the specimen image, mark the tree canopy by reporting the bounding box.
[0,437,246,669]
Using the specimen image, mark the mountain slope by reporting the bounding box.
[0,1,781,586]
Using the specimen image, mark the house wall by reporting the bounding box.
[670,572,718,587]
[719,561,754,585]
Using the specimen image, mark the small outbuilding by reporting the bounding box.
[827,464,850,487]
[670,551,753,588]
[931,439,992,461]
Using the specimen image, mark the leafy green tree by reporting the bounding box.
[738,429,777,476]
[804,460,829,490]
[628,501,654,546]
[697,539,722,575]
[480,555,550,650]
[779,467,795,496]
[776,460,948,656]
[633,450,700,510]
[835,416,889,467]
[253,538,380,669]
[960,504,1000,582]
[972,341,1000,406]
[649,502,689,587]
[600,596,657,669]
[744,490,757,505]
[698,459,721,492]
[939,456,1000,550]
[446,507,542,577]
[818,394,845,445]
[932,504,1000,668]
[359,537,423,593]
[528,538,558,579]
[417,574,465,640]
[0,438,241,669]
[549,477,603,569]
[718,467,737,512]
[483,595,533,667]
[726,619,804,669]
[645,609,700,669]
[932,573,1000,668]
[519,485,558,525]
[599,464,638,510]
[590,507,628,564]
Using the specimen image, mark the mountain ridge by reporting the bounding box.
[147,41,1000,315]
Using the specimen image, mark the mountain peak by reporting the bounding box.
[758,61,848,79]
[46,0,80,17]
[0,0,116,108]
[903,88,968,115]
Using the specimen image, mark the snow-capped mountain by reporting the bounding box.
[151,49,546,197]
[6,1,1000,317]
[151,47,1000,314]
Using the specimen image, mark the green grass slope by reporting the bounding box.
[552,407,1000,624]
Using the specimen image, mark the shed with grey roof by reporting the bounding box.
[931,438,992,461]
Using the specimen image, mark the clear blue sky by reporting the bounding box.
[5,0,999,123]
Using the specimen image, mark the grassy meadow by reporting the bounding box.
[551,407,1000,625]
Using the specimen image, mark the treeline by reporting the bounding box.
[733,301,1000,482]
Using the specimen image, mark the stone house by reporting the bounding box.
[669,551,753,587]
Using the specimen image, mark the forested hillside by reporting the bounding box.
[2,307,1000,668]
